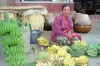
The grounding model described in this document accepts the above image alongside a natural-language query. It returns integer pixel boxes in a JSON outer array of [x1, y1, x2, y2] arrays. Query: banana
[[47, 45, 60, 54], [37, 37, 49, 46], [57, 48, 67, 57], [74, 55, 89, 65], [74, 40, 88, 46], [63, 58, 75, 66]]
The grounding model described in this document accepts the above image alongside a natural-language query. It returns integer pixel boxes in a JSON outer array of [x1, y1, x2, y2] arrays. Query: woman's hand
[[66, 34, 73, 41]]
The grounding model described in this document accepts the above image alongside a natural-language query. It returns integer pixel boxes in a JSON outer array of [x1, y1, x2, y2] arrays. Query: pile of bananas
[[57, 48, 67, 57], [5, 46, 26, 66], [37, 37, 49, 46], [74, 40, 88, 47], [49, 54, 64, 66], [60, 46, 67, 50], [74, 55, 89, 66], [63, 58, 75, 66], [36, 61, 52, 66], [0, 20, 27, 66], [0, 20, 18, 36], [65, 53, 72, 60], [87, 48, 98, 57], [49, 54, 60, 61], [46, 45, 60, 54], [2, 35, 23, 46], [35, 51, 49, 62]]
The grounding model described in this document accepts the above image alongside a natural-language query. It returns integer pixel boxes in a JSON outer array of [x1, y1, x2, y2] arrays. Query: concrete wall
[[7, 0, 74, 12]]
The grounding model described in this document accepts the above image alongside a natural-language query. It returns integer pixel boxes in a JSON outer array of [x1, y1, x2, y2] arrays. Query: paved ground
[[0, 22, 100, 66]]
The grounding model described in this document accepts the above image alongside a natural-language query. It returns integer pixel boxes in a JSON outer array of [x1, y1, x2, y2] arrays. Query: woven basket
[[0, 12, 4, 20], [22, 27, 30, 53], [0, 10, 17, 20], [21, 13, 45, 32], [73, 24, 92, 33], [73, 13, 91, 25]]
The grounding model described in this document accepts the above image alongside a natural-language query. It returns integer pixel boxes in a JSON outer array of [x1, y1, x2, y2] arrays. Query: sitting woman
[[51, 4, 81, 45]]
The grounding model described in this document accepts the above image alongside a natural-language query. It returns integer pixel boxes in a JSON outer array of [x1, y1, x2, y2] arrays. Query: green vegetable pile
[[67, 44, 87, 57], [0, 11, 27, 66]]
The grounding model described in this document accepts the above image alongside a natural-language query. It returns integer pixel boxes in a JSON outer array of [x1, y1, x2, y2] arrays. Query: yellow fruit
[[74, 40, 88, 46], [37, 37, 49, 46], [61, 46, 67, 50], [63, 58, 75, 66], [49, 54, 60, 61], [47, 45, 59, 54], [74, 56, 89, 65], [57, 48, 67, 57], [36, 61, 52, 66], [82, 64, 88, 66], [65, 53, 71, 59]]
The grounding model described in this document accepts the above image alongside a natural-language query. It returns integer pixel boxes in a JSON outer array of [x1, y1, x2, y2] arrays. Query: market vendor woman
[[51, 4, 81, 45]]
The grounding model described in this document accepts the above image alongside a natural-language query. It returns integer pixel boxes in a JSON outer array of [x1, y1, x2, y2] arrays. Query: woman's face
[[62, 6, 70, 17]]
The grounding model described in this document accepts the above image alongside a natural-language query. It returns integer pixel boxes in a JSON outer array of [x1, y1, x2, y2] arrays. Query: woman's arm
[[68, 18, 74, 32], [52, 16, 66, 36]]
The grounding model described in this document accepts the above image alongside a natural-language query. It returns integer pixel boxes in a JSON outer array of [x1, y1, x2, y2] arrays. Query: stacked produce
[[37, 37, 49, 46], [56, 36, 79, 46], [46, 45, 60, 54], [35, 51, 52, 66], [36, 61, 52, 66], [56, 36, 70, 45], [74, 56, 89, 66], [49, 46, 68, 66], [57, 48, 67, 57], [86, 43, 100, 57], [74, 40, 88, 47], [0, 19, 18, 36], [67, 44, 87, 57], [63, 57, 75, 66], [47, 46, 73, 66], [35, 38, 100, 66], [35, 51, 49, 62], [0, 18, 27, 66], [49, 54, 64, 66], [5, 46, 26, 66], [35, 45, 93, 66]]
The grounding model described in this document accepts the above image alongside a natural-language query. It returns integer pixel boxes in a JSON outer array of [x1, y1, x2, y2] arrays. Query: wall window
[[21, 0, 73, 2], [25, 0, 52, 1], [22, 0, 53, 1]]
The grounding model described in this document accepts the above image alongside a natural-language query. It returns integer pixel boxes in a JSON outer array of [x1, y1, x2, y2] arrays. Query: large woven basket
[[73, 24, 92, 33], [22, 27, 30, 53], [21, 13, 45, 32], [72, 13, 91, 26]]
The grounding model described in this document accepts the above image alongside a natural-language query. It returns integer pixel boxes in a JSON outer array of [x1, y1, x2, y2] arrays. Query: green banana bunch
[[0, 18, 27, 66], [87, 48, 98, 57], [2, 35, 23, 46], [0, 20, 18, 36], [10, 27, 23, 37], [35, 51, 49, 62]]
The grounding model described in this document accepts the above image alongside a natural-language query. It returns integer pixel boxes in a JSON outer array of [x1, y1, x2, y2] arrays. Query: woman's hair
[[62, 4, 71, 10]]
